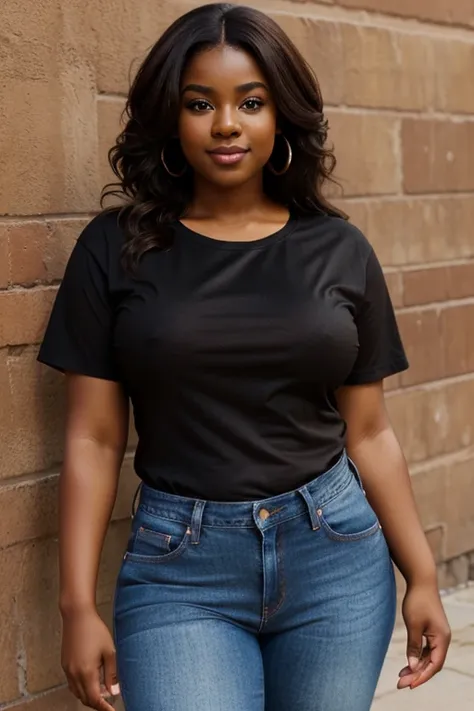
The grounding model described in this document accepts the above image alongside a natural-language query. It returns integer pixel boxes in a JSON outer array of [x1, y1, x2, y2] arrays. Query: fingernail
[[408, 656, 420, 671], [111, 683, 121, 696]]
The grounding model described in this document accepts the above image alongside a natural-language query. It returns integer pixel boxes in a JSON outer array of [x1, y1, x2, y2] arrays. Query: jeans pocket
[[124, 508, 191, 564], [318, 476, 381, 542]]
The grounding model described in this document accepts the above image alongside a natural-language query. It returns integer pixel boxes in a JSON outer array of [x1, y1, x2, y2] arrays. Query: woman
[[38, 4, 451, 711]]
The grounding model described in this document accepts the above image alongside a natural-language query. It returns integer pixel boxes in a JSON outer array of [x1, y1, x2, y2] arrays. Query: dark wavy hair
[[102, 3, 347, 271]]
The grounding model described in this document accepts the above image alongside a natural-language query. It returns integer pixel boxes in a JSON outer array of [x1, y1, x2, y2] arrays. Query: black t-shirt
[[38, 210, 408, 501]]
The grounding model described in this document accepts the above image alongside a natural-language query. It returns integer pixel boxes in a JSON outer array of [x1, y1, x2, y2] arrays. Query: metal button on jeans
[[259, 508, 270, 521]]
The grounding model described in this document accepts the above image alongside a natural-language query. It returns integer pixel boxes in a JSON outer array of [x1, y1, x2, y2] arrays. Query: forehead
[[181, 45, 267, 88]]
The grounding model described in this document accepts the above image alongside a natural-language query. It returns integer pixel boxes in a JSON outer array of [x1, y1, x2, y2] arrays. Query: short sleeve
[[344, 247, 409, 385], [37, 222, 119, 381]]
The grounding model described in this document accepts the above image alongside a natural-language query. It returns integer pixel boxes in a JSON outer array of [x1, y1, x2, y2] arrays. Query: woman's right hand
[[61, 606, 120, 710]]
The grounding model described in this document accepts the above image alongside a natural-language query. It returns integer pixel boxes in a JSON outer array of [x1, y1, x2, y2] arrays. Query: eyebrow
[[181, 81, 268, 95]]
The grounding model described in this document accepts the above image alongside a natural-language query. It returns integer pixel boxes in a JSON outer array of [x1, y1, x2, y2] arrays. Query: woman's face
[[178, 45, 278, 189]]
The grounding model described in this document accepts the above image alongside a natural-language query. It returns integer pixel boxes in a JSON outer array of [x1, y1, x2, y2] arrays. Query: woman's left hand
[[398, 581, 451, 690]]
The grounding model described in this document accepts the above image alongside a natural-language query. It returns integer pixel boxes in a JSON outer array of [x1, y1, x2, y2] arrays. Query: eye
[[241, 98, 265, 111], [187, 100, 213, 112]]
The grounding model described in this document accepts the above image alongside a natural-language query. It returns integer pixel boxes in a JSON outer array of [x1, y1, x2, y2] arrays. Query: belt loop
[[131, 482, 143, 520], [298, 486, 320, 531], [190, 500, 206, 545]]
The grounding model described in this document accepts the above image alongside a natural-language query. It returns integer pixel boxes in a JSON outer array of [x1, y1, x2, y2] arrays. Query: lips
[[208, 146, 249, 155], [207, 146, 250, 166]]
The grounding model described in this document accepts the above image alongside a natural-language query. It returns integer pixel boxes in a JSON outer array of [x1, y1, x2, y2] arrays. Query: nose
[[211, 106, 242, 138]]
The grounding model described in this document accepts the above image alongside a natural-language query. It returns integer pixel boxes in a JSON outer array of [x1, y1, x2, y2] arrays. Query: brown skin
[[60, 46, 449, 710], [336, 383, 451, 689], [59, 375, 128, 711], [178, 45, 290, 237]]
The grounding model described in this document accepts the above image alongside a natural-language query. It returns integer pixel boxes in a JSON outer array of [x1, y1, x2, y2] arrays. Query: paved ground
[[374, 583, 474, 709]]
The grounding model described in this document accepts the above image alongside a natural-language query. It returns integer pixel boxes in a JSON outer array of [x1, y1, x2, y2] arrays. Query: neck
[[187, 173, 270, 222]]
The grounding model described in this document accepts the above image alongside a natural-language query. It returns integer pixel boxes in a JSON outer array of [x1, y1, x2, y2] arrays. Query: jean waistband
[[134, 451, 360, 537]]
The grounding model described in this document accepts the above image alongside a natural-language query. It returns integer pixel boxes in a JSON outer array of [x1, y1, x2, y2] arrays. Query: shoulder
[[294, 213, 373, 263], [75, 209, 125, 264]]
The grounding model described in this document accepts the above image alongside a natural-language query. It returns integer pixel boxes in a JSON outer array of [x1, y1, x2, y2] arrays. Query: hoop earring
[[161, 143, 187, 178], [268, 135, 292, 176]]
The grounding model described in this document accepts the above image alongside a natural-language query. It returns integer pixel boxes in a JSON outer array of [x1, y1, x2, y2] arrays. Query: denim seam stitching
[[124, 530, 191, 564], [314, 473, 353, 511], [319, 517, 381, 542], [265, 528, 287, 621]]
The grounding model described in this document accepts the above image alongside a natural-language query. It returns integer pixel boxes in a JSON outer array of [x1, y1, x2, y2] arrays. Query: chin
[[203, 168, 263, 189]]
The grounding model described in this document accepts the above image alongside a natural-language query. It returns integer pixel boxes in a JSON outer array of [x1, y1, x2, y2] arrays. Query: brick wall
[[1, 0, 474, 708]]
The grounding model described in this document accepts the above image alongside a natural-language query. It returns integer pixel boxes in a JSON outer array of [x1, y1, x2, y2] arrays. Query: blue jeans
[[114, 452, 396, 711]]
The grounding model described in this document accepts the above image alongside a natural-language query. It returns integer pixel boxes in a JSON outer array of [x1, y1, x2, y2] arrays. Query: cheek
[[250, 125, 277, 161], [178, 116, 209, 157], [246, 113, 278, 156]]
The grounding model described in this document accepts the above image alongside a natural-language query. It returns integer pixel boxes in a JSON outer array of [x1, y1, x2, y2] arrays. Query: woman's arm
[[336, 381, 451, 690], [59, 373, 129, 711]]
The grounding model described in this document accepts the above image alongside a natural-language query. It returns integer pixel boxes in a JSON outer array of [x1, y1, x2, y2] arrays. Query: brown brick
[[445, 456, 474, 558], [0, 81, 65, 215], [341, 25, 432, 111], [39, 220, 86, 282], [0, 1, 99, 215], [345, 196, 474, 267], [0, 606, 18, 704], [0, 228, 10, 288], [5, 219, 86, 286], [397, 309, 443, 387], [403, 262, 474, 307], [338, 0, 474, 26], [8, 688, 81, 711], [326, 112, 400, 197], [7, 223, 50, 286], [387, 378, 474, 463], [402, 267, 449, 307], [272, 16, 343, 104], [411, 466, 448, 528], [433, 39, 474, 114], [402, 120, 474, 194], [0, 288, 56, 347], [0, 545, 23, 704], [0, 477, 57, 549], [4, 530, 129, 701], [0, 348, 65, 480], [0, 458, 137, 549], [17, 539, 63, 693], [90, 0, 196, 95], [2, 0, 62, 45], [441, 304, 474, 379], [384, 271, 404, 308], [11, 532, 128, 696], [97, 99, 126, 192], [445, 263, 474, 300], [398, 304, 474, 386]]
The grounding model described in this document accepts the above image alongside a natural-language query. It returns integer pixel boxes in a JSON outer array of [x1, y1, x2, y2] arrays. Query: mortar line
[[408, 445, 474, 474], [386, 370, 474, 396], [327, 105, 474, 122], [383, 257, 474, 272], [266, 3, 474, 40], [396, 295, 474, 313]]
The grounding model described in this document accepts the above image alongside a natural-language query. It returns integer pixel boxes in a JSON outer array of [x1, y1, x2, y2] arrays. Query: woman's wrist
[[59, 595, 97, 618], [403, 563, 438, 590]]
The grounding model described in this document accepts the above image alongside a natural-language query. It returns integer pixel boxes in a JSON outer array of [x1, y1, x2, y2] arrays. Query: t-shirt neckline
[[175, 213, 297, 250]]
